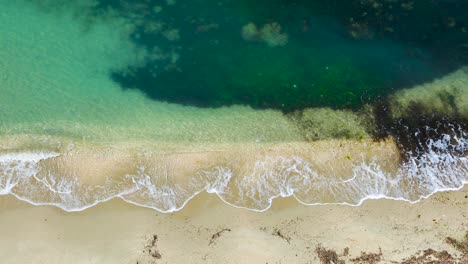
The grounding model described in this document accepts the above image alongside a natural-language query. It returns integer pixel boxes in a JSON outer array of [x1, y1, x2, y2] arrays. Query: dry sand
[[0, 186, 466, 264]]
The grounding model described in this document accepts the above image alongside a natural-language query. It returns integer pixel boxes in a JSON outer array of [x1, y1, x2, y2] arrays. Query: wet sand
[[0, 186, 466, 263], [2, 137, 408, 211]]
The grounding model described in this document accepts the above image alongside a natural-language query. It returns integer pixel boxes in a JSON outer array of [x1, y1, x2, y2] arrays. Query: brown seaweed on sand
[[445, 231, 468, 263], [350, 248, 383, 264], [208, 228, 231, 246], [144, 235, 162, 260], [401, 249, 455, 264], [272, 228, 291, 244], [315, 244, 345, 264]]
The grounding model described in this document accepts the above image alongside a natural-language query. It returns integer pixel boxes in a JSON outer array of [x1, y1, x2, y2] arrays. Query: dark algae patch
[[401, 249, 456, 263], [89, 0, 468, 111]]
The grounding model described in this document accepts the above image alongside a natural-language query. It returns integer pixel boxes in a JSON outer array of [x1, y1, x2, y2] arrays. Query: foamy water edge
[[1, 131, 466, 213]]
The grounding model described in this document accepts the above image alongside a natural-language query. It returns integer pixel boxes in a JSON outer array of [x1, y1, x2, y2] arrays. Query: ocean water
[[0, 0, 467, 212]]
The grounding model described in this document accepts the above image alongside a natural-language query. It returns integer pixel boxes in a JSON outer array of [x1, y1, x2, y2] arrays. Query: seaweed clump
[[401, 231, 468, 263], [272, 228, 291, 244], [446, 231, 468, 263], [315, 244, 346, 264], [401, 249, 455, 264], [350, 248, 383, 264], [208, 228, 231, 246], [144, 235, 162, 260]]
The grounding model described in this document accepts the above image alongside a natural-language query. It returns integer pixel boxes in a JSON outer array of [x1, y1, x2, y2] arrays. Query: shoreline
[[1, 135, 466, 213], [0, 186, 466, 263], [6, 181, 468, 214]]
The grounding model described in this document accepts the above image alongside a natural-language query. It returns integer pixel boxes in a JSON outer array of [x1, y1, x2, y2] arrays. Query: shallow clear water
[[0, 0, 467, 212]]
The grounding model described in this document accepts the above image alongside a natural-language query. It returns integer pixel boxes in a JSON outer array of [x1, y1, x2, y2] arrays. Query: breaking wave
[[1, 128, 466, 212]]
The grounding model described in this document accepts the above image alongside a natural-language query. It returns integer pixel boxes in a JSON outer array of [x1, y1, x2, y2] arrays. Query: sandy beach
[[0, 186, 466, 264], [1, 136, 466, 263]]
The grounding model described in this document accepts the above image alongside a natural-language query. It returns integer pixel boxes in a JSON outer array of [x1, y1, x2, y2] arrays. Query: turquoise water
[[0, 0, 466, 212], [0, 0, 301, 143]]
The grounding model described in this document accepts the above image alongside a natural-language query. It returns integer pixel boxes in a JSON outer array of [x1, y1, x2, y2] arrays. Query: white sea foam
[[0, 152, 59, 195], [0, 129, 466, 212]]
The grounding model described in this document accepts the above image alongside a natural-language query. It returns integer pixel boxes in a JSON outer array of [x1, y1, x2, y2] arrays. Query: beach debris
[[272, 228, 291, 244], [398, 233, 467, 263], [144, 234, 162, 260], [315, 244, 345, 264], [446, 232, 468, 254], [350, 248, 382, 263], [401, 249, 455, 264], [446, 231, 468, 262], [208, 228, 231, 246], [343, 247, 350, 256]]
